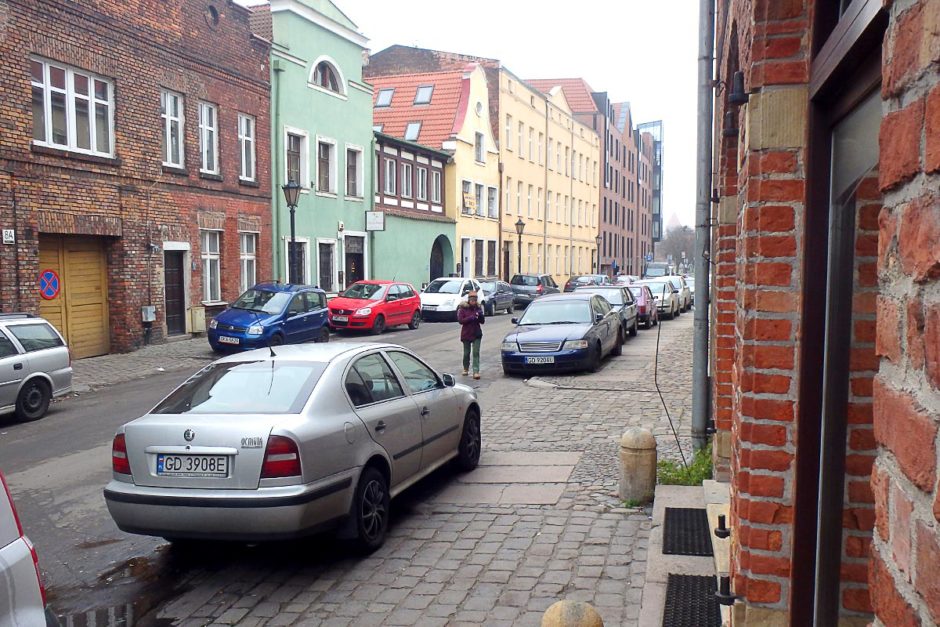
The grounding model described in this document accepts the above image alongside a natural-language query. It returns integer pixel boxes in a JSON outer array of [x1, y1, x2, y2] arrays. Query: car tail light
[[24, 536, 47, 605], [1, 473, 46, 604], [112, 434, 131, 475], [1, 473, 24, 537], [261, 436, 302, 478], [536, 284, 544, 294]]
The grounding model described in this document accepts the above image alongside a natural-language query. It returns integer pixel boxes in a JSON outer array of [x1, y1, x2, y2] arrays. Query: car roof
[[576, 286, 622, 291], [214, 342, 406, 365], [251, 282, 325, 293], [535, 292, 593, 303], [351, 279, 394, 285]]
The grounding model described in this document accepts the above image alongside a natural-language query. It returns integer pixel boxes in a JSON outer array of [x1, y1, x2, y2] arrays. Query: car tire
[[485, 301, 494, 316], [588, 342, 602, 373], [269, 334, 285, 346], [507, 303, 514, 315], [349, 466, 390, 554], [15, 379, 50, 422], [630, 320, 639, 337], [611, 331, 623, 356], [455, 407, 482, 472], [408, 311, 421, 330], [315, 327, 330, 343], [371, 315, 386, 335]]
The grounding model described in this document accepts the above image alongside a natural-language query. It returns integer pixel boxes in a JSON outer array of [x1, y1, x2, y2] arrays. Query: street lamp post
[[515, 218, 526, 275], [595, 234, 603, 274], [282, 181, 302, 284]]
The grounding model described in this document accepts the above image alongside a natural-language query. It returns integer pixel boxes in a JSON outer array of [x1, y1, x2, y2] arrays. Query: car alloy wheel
[[15, 379, 50, 422], [371, 315, 386, 335], [353, 466, 389, 552], [408, 311, 421, 330], [456, 408, 481, 471]]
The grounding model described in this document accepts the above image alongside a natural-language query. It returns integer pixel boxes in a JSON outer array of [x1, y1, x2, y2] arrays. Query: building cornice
[[269, 0, 368, 48]]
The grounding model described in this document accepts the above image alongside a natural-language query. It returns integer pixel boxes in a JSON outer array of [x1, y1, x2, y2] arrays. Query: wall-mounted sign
[[39, 269, 60, 300], [365, 211, 385, 231], [2, 230, 13, 245]]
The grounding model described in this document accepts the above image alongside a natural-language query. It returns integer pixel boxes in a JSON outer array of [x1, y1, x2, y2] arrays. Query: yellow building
[[498, 70, 600, 284], [368, 64, 500, 278]]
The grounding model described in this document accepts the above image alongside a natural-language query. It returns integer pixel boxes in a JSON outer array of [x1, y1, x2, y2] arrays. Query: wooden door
[[163, 251, 186, 335]]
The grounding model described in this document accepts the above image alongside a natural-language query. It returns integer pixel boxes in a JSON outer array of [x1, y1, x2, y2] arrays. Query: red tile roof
[[370, 67, 474, 149], [526, 78, 598, 113], [246, 4, 272, 41]]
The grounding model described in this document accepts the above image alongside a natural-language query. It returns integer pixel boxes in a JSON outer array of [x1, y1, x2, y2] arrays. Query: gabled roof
[[370, 67, 475, 149], [525, 78, 599, 114]]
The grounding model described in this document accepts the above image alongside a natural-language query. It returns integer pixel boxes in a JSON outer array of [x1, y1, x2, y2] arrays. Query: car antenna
[[269, 345, 277, 358]]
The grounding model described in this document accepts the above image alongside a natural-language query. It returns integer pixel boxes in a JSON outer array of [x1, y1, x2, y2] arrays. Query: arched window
[[312, 61, 339, 93]]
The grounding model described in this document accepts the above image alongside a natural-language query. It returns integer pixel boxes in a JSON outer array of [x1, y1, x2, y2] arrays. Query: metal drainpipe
[[272, 59, 284, 283], [692, 0, 715, 452], [569, 123, 574, 274], [543, 99, 550, 276]]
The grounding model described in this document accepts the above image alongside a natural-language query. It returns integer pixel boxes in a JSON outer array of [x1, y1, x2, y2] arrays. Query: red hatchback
[[628, 284, 659, 329], [328, 280, 422, 334]]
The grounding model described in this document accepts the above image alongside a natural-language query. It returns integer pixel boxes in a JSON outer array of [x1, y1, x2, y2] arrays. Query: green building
[[250, 0, 373, 294]]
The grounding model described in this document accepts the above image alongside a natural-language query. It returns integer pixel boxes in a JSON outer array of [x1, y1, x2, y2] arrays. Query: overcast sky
[[249, 1, 701, 227]]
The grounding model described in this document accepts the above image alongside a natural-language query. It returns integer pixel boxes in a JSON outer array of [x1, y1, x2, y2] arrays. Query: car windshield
[[518, 301, 592, 325], [643, 282, 671, 296], [511, 275, 539, 286], [153, 360, 327, 415], [342, 283, 387, 300], [231, 289, 292, 314], [480, 281, 497, 292], [425, 279, 463, 294]]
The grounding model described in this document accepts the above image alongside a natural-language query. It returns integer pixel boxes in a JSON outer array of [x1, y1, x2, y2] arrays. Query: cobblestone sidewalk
[[71, 337, 216, 392], [150, 316, 695, 626]]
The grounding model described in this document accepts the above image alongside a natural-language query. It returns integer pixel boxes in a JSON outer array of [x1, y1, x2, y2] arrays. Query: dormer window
[[312, 61, 339, 93], [376, 88, 394, 107], [414, 85, 433, 104]]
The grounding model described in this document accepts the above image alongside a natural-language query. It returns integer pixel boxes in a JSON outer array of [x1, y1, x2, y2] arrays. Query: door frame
[[341, 230, 369, 287], [162, 241, 191, 335]]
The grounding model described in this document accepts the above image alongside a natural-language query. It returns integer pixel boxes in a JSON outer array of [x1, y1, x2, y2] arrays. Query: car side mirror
[[511, 317, 519, 324], [673, 288, 680, 293], [594, 313, 604, 323], [442, 373, 456, 387]]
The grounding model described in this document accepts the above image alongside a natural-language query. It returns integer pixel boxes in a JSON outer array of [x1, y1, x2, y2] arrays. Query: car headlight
[[355, 307, 372, 316], [565, 339, 589, 349], [501, 341, 517, 351], [209, 318, 218, 329], [247, 324, 264, 336]]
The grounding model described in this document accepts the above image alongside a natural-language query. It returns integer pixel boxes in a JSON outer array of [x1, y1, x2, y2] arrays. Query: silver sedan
[[103, 343, 482, 552]]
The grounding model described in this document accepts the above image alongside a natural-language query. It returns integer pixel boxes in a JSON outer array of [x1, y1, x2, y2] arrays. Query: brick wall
[[870, 0, 940, 624], [0, 0, 270, 353]]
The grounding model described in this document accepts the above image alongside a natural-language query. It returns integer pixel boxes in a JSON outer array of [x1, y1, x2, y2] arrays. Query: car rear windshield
[[511, 275, 539, 286], [152, 360, 326, 415], [232, 289, 291, 314], [6, 323, 63, 352], [579, 289, 623, 305], [518, 301, 592, 325], [643, 282, 671, 296], [425, 279, 462, 294], [342, 283, 387, 300], [629, 287, 643, 298], [645, 266, 668, 277]]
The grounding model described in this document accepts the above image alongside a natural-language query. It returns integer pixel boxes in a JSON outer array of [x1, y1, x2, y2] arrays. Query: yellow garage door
[[38, 235, 110, 359]]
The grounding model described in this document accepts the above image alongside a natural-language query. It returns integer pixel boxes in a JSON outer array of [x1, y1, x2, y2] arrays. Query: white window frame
[[237, 113, 256, 181], [401, 162, 413, 198], [344, 144, 363, 198], [198, 102, 219, 174], [160, 90, 185, 167], [384, 157, 397, 195], [505, 177, 512, 214], [487, 186, 498, 219], [505, 114, 513, 151], [200, 230, 222, 303], [239, 232, 258, 293], [31, 58, 115, 158], [538, 132, 544, 165], [546, 190, 553, 222], [417, 166, 428, 201], [316, 137, 337, 195], [474, 132, 485, 163], [307, 55, 347, 99], [431, 169, 442, 204], [517, 122, 524, 159], [283, 126, 310, 188], [527, 184, 533, 217], [475, 183, 484, 217], [547, 139, 553, 170], [528, 127, 535, 162], [462, 180, 473, 215]]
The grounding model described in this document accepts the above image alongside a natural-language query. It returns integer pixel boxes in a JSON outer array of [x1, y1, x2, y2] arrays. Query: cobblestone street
[[141, 315, 694, 626]]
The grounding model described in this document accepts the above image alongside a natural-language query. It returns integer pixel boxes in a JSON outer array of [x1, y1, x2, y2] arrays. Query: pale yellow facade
[[498, 70, 600, 285], [443, 65, 501, 278]]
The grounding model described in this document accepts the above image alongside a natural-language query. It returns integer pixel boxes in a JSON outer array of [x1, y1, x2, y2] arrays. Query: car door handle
[[420, 406, 430, 417], [13, 363, 23, 370], [375, 421, 387, 433]]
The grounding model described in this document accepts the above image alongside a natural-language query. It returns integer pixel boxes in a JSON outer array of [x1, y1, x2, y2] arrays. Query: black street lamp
[[282, 181, 302, 284], [595, 234, 603, 273], [514, 218, 526, 275]]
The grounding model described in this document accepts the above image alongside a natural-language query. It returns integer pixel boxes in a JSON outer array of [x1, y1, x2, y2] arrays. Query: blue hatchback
[[500, 293, 623, 375], [207, 283, 329, 352]]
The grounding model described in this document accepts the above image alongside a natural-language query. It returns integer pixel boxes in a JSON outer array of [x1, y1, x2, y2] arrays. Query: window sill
[[162, 164, 188, 176], [32, 144, 121, 166], [346, 196, 364, 203], [239, 179, 260, 188], [200, 172, 223, 182], [201, 300, 228, 307], [315, 191, 338, 199]]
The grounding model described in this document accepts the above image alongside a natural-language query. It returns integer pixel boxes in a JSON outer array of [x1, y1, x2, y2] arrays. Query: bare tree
[[656, 225, 696, 267]]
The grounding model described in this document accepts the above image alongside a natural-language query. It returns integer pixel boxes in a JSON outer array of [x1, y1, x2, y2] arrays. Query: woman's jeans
[[462, 339, 481, 373]]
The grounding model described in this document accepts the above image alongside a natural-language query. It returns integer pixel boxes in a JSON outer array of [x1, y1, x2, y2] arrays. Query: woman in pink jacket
[[457, 290, 485, 379]]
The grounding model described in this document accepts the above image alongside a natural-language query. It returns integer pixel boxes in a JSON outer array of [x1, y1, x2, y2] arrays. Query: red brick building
[[711, 0, 938, 624], [0, 0, 271, 357]]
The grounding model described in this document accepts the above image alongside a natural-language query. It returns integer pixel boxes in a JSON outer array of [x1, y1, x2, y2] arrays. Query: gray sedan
[[104, 343, 482, 552]]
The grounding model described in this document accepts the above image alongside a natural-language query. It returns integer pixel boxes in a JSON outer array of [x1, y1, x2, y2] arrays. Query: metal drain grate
[[662, 574, 721, 627], [663, 507, 713, 556]]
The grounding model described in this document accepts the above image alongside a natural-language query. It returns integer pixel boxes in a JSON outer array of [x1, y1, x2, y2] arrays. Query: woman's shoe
[[473, 373, 480, 380], [462, 370, 469, 376]]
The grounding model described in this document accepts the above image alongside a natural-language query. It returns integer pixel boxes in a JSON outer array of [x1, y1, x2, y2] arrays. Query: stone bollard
[[541, 600, 604, 627], [619, 427, 657, 504]]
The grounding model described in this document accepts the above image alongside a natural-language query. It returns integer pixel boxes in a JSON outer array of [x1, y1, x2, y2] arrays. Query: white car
[[636, 279, 682, 320], [1, 471, 55, 625], [419, 278, 484, 321]]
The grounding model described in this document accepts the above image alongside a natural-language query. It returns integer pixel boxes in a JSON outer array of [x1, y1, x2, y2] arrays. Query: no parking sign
[[39, 269, 60, 300]]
